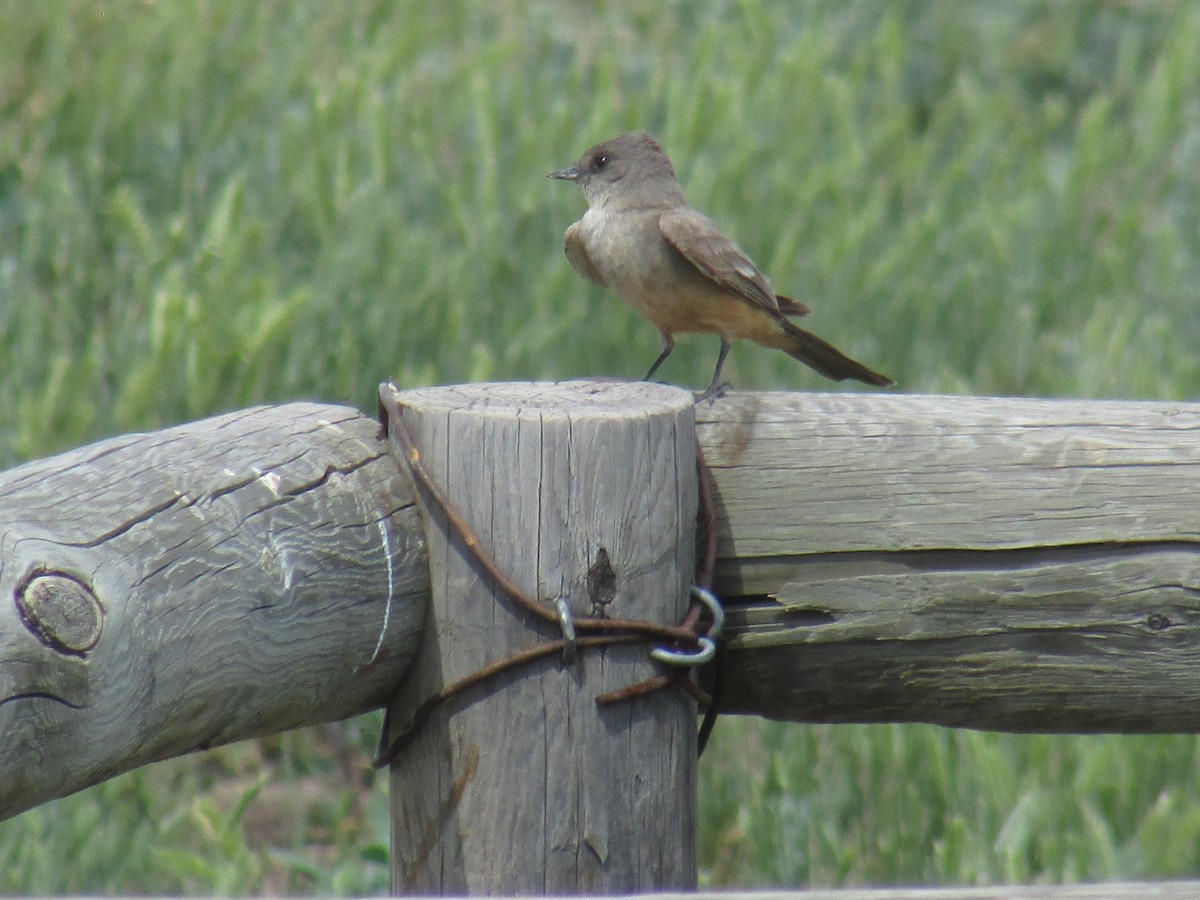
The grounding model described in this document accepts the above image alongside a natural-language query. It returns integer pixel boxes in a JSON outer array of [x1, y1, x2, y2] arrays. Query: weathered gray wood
[[694, 392, 1200, 731], [7, 386, 1200, 835], [0, 403, 427, 821], [382, 381, 698, 895]]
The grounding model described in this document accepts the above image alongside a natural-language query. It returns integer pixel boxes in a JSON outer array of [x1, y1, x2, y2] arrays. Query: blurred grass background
[[2, 0, 1199, 892]]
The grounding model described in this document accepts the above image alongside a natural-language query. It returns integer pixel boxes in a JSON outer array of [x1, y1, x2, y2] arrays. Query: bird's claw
[[693, 382, 731, 404]]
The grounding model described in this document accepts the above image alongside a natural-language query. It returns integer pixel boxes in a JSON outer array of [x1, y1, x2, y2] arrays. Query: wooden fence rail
[[2, 381, 1199, 894], [0, 403, 427, 821], [694, 392, 1200, 732]]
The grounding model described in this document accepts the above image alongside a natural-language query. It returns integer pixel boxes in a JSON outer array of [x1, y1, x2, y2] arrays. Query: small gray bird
[[549, 132, 893, 399]]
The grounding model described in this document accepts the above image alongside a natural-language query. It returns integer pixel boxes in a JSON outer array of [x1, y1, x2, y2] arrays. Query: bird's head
[[549, 132, 685, 210]]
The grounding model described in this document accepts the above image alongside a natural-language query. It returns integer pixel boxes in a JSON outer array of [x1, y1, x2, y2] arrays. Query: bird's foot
[[693, 381, 731, 404]]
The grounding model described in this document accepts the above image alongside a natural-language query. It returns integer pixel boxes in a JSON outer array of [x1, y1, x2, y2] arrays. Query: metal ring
[[690, 585, 724, 640], [554, 594, 577, 666], [650, 636, 716, 667], [649, 585, 724, 667]]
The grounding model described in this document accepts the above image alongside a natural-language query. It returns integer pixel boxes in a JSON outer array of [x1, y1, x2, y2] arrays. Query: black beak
[[547, 165, 582, 181]]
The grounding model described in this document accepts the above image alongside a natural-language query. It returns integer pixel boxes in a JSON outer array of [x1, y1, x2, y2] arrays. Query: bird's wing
[[775, 294, 810, 317], [659, 208, 782, 316], [563, 221, 608, 287]]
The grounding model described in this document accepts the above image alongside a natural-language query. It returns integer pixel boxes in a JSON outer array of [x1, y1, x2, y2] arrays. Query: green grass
[[2, 0, 1200, 892]]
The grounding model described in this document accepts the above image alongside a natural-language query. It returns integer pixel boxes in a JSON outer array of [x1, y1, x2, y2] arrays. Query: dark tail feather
[[779, 320, 894, 387]]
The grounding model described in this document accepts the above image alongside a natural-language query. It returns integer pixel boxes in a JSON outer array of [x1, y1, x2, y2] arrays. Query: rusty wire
[[374, 403, 723, 768]]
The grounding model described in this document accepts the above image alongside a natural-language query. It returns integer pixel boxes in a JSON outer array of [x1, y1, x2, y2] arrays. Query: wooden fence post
[[380, 381, 699, 895]]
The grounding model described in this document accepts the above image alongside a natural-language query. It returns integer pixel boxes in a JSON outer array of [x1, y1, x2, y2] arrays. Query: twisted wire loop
[[373, 404, 724, 768], [649, 586, 723, 666]]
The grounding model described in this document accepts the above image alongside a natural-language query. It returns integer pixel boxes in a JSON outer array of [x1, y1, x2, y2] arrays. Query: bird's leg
[[695, 338, 732, 403], [642, 331, 675, 382]]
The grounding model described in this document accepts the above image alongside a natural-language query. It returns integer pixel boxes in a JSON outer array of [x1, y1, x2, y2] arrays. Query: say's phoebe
[[549, 132, 893, 399]]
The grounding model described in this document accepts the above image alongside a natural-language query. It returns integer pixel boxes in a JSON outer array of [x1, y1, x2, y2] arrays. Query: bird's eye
[[593, 153, 609, 171]]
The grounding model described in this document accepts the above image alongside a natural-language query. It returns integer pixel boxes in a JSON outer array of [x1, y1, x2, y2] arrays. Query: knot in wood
[[15, 571, 105, 655], [587, 546, 617, 616], [1147, 613, 1173, 631]]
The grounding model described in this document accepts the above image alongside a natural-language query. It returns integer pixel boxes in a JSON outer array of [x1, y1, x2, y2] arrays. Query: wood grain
[[695, 392, 1200, 731], [6, 386, 1200, 839], [0, 403, 426, 820], [382, 380, 699, 895]]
